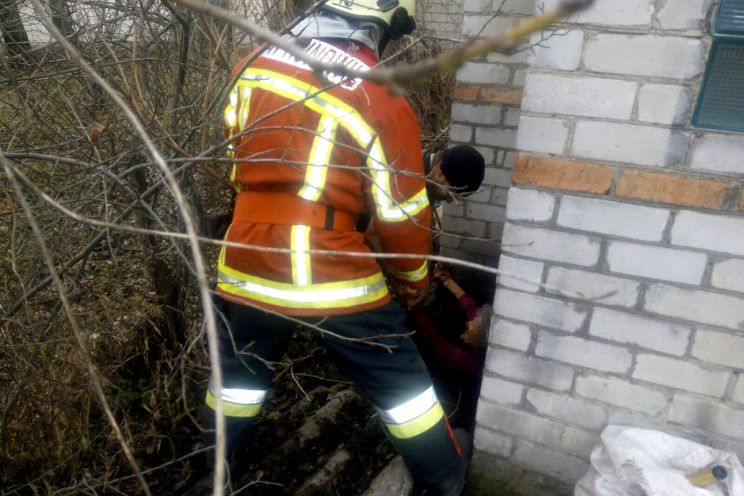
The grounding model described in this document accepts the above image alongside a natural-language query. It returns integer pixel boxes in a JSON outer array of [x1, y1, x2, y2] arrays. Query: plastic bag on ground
[[575, 426, 744, 496]]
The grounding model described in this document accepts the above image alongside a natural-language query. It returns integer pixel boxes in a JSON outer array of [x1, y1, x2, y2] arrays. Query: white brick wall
[[669, 395, 744, 439], [473, 426, 514, 457], [485, 348, 575, 391], [583, 34, 705, 80], [505, 187, 555, 222], [452, 0, 744, 487], [690, 134, 744, 175], [528, 30, 584, 71], [644, 284, 744, 331], [457, 62, 511, 84], [606, 241, 707, 285], [494, 289, 588, 333], [526, 388, 607, 430], [711, 259, 744, 294], [540, 0, 654, 26], [734, 377, 744, 405], [691, 330, 744, 370], [489, 317, 533, 351], [496, 256, 544, 293], [476, 402, 599, 456], [656, 0, 708, 31], [515, 116, 569, 154], [502, 223, 601, 266], [545, 267, 641, 308], [572, 121, 689, 167], [672, 211, 744, 257], [633, 354, 730, 398], [557, 196, 670, 242], [575, 375, 669, 415], [536, 332, 633, 373], [637, 84, 692, 125], [588, 307, 691, 356], [480, 375, 525, 405], [522, 74, 636, 120]]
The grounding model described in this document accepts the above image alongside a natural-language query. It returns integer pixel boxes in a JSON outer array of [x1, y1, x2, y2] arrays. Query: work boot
[[432, 428, 473, 496]]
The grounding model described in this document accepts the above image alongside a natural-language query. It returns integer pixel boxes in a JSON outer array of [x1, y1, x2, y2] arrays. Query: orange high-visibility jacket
[[216, 39, 431, 316]]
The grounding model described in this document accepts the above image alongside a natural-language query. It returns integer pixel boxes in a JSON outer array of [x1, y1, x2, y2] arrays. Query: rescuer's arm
[[366, 100, 432, 308]]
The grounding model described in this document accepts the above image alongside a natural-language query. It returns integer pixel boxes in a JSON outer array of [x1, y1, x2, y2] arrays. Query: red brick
[[480, 88, 523, 105], [512, 156, 613, 194], [453, 85, 478, 102], [616, 171, 728, 210]]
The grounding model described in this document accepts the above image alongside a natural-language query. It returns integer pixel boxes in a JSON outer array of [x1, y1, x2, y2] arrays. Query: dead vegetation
[[0, 2, 460, 494]]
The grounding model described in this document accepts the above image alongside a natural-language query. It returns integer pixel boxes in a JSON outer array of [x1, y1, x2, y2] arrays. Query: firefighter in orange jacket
[[203, 1, 469, 494]]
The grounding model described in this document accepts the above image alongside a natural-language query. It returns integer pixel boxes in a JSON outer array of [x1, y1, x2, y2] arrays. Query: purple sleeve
[[458, 294, 479, 321]]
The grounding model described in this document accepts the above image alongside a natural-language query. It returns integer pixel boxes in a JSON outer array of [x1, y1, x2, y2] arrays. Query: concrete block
[[607, 240, 707, 285], [505, 187, 556, 222], [503, 108, 521, 127], [545, 267, 641, 308], [464, 0, 491, 12], [442, 216, 487, 237], [672, 211, 744, 258], [638, 84, 692, 125], [572, 121, 689, 167], [495, 289, 589, 333], [496, 255, 544, 294], [711, 259, 744, 294], [499, 0, 537, 15], [634, 354, 730, 397], [474, 146, 496, 166], [457, 61, 511, 85], [465, 202, 506, 223], [476, 403, 599, 456], [526, 388, 608, 430], [692, 329, 744, 370], [516, 116, 569, 154], [645, 283, 744, 331], [734, 376, 744, 405], [669, 394, 744, 440], [512, 67, 528, 87], [588, 307, 691, 356], [557, 196, 670, 242], [451, 102, 501, 125], [484, 167, 512, 188], [492, 187, 510, 206], [657, 0, 708, 31], [449, 123, 473, 143], [536, 331, 633, 373], [575, 375, 669, 415], [462, 14, 513, 37], [511, 441, 591, 483], [490, 317, 533, 351], [462, 237, 501, 256], [486, 49, 529, 64], [481, 375, 525, 405], [540, 0, 654, 26], [475, 127, 518, 149], [691, 134, 744, 175], [528, 29, 584, 71], [473, 426, 514, 457], [485, 348, 575, 390], [583, 34, 705, 80], [522, 73, 636, 119], [502, 223, 601, 267]]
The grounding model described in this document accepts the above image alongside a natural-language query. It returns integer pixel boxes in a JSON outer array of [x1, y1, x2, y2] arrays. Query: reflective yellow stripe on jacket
[[217, 246, 389, 310]]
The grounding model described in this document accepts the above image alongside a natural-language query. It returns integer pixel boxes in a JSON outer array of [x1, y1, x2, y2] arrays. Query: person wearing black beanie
[[424, 145, 485, 203]]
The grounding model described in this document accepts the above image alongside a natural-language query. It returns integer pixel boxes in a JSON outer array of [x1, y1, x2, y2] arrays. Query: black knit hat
[[440, 145, 485, 195]]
